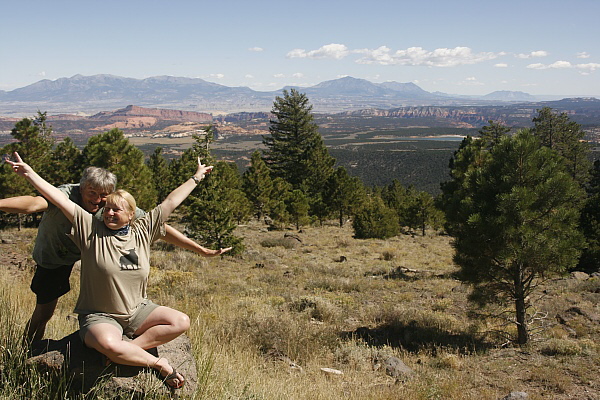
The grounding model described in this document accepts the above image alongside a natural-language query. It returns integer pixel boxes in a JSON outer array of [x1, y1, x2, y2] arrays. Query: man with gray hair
[[0, 166, 229, 341]]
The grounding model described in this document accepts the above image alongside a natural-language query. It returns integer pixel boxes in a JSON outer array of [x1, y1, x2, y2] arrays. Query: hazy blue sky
[[1, 0, 599, 96]]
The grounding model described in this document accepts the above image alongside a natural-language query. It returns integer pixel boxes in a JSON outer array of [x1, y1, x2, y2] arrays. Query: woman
[[8, 152, 213, 389]]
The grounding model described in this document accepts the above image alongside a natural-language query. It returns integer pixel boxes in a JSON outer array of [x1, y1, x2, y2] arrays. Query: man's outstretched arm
[[0, 196, 49, 214], [162, 225, 232, 257]]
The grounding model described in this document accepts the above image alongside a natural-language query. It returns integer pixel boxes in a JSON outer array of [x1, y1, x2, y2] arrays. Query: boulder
[[383, 356, 414, 381], [28, 332, 197, 397], [570, 271, 590, 280]]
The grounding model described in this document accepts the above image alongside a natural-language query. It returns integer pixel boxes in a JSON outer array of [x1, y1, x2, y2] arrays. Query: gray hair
[[80, 167, 117, 192]]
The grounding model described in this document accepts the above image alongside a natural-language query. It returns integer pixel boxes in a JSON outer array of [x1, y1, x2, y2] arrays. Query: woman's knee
[[174, 312, 190, 333], [85, 328, 123, 354]]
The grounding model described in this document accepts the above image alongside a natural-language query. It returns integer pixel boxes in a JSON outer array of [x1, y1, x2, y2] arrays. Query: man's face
[[80, 186, 110, 213]]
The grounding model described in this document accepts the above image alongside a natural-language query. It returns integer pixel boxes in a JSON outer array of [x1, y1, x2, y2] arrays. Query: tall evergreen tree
[[531, 107, 590, 185], [478, 120, 511, 148], [184, 161, 245, 254], [242, 150, 274, 220], [578, 160, 600, 272], [81, 128, 157, 210], [287, 189, 310, 230], [268, 177, 293, 229], [402, 188, 443, 236], [444, 130, 584, 345], [263, 89, 335, 192], [0, 111, 55, 196], [324, 166, 366, 227], [0, 112, 55, 227], [148, 147, 173, 203], [46, 137, 82, 185]]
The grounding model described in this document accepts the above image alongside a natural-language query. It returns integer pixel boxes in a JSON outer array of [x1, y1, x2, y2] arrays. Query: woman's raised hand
[[194, 157, 213, 182], [5, 152, 33, 177]]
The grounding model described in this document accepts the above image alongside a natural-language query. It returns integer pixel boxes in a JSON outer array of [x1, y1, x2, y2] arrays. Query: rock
[[27, 332, 197, 396], [320, 367, 343, 376], [500, 391, 528, 400], [383, 356, 414, 381], [570, 271, 590, 280], [591, 272, 600, 279]]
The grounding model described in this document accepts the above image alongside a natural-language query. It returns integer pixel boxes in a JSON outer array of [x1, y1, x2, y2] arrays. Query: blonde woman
[[8, 152, 214, 389]]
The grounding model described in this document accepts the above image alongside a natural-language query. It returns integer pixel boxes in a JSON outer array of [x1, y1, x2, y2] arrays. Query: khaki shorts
[[78, 299, 160, 341]]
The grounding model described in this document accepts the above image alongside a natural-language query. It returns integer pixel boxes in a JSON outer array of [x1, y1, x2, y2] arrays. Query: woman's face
[[103, 198, 134, 230]]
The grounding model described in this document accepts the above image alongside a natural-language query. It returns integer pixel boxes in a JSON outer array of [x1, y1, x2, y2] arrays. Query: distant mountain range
[[0, 74, 588, 116]]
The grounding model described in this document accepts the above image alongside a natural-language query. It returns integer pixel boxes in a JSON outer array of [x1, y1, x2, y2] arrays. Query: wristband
[[191, 175, 201, 184]]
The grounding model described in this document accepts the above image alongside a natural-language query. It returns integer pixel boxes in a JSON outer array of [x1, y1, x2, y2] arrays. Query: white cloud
[[527, 61, 572, 70], [248, 47, 264, 52], [38, 71, 46, 77], [577, 63, 600, 72], [287, 43, 503, 67], [494, 63, 508, 68], [526, 61, 600, 73], [337, 74, 350, 78], [273, 73, 285, 78], [577, 52, 590, 59], [292, 72, 304, 78], [526, 63, 546, 69], [548, 61, 573, 69], [245, 74, 255, 79], [516, 50, 548, 59], [208, 73, 225, 79], [287, 43, 350, 59], [356, 46, 500, 67]]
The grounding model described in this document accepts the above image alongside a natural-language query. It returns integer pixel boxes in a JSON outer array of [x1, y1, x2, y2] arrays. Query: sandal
[[163, 368, 185, 389]]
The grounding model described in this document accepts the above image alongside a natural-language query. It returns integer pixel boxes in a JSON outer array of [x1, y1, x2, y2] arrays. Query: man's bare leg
[[24, 299, 58, 342]]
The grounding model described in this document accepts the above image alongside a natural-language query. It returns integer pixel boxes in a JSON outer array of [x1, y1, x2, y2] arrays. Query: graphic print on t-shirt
[[120, 249, 140, 270]]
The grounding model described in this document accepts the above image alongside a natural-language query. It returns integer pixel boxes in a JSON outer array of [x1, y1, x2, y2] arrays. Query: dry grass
[[1, 222, 599, 399]]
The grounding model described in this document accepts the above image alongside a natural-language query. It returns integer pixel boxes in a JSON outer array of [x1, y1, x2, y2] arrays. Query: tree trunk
[[514, 272, 529, 345]]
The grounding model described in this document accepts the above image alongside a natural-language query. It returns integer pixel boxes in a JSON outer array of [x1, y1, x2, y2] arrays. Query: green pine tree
[[242, 150, 274, 221], [81, 128, 157, 210], [263, 89, 335, 193], [183, 161, 245, 254], [531, 107, 591, 185], [323, 166, 366, 227], [445, 130, 584, 345], [148, 147, 173, 203], [352, 195, 400, 239]]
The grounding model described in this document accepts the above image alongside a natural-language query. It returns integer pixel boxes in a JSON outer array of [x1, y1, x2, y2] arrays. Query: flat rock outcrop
[[28, 332, 197, 397]]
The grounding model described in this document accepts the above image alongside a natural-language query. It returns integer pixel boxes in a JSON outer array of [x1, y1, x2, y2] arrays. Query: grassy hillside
[[1, 221, 599, 399]]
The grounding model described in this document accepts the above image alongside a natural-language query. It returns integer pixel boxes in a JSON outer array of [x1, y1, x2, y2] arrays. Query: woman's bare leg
[[84, 322, 184, 387], [131, 306, 190, 350]]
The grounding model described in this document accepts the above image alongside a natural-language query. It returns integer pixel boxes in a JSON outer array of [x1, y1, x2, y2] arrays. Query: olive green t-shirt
[[69, 204, 166, 320], [32, 184, 145, 269]]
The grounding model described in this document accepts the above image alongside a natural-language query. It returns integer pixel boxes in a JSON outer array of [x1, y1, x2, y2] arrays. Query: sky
[[1, 0, 599, 97]]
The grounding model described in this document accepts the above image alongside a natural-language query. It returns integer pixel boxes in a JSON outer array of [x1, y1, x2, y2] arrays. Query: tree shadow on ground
[[341, 320, 491, 354]]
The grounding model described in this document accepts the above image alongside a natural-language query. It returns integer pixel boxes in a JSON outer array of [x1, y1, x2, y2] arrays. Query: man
[[0, 166, 229, 342]]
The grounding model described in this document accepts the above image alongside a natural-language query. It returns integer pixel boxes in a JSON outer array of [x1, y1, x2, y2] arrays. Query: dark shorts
[[30, 264, 74, 305]]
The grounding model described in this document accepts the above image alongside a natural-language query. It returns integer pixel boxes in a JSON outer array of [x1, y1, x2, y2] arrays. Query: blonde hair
[[106, 189, 137, 219]]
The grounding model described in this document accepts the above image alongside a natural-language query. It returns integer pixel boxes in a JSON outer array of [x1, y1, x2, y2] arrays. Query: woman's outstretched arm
[[5, 152, 76, 222], [160, 157, 213, 219]]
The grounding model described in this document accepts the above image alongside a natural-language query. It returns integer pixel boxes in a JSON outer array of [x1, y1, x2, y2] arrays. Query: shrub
[[352, 196, 400, 239]]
